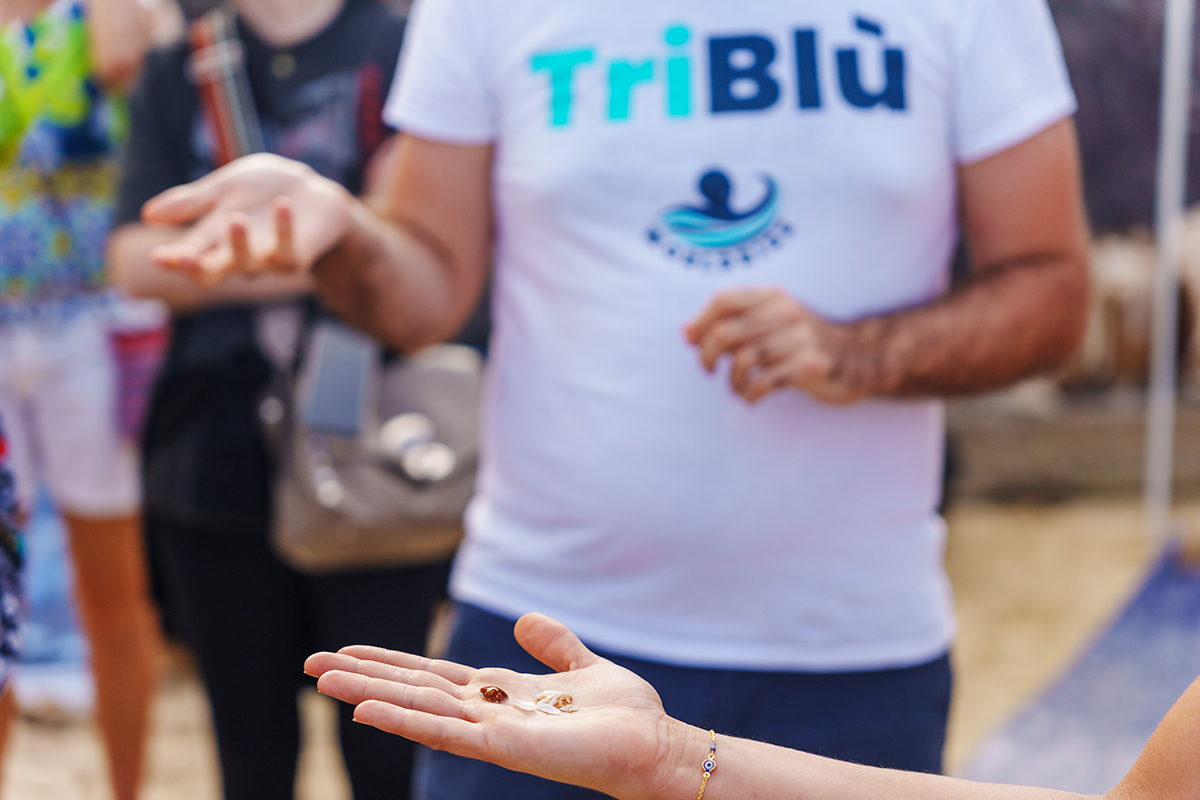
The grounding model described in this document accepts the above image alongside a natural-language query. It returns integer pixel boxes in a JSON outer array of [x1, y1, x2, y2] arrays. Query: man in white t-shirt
[[136, 0, 1088, 794]]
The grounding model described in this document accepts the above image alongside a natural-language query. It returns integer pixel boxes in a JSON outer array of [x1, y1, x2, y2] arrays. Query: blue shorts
[[414, 603, 951, 800]]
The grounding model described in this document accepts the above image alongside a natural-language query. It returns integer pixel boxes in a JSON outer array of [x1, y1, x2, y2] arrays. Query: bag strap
[[187, 3, 265, 166], [187, 6, 308, 372]]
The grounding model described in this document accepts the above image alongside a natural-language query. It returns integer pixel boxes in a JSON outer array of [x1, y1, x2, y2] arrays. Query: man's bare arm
[[309, 135, 494, 349], [142, 136, 493, 351], [686, 118, 1090, 404]]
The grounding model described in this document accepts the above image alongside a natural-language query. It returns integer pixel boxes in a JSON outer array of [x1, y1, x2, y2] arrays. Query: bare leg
[[0, 685, 16, 790], [65, 514, 161, 800]]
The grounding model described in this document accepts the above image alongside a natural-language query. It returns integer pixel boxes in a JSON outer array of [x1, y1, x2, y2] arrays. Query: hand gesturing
[[685, 287, 882, 404], [142, 153, 354, 285]]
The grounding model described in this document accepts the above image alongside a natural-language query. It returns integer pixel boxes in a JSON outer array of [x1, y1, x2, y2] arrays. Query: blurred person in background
[[0, 2, 174, 798], [138, 0, 1089, 796], [107, 2, 454, 799], [0, 417, 26, 788]]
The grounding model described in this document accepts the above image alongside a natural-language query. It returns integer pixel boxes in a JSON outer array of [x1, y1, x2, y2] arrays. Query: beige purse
[[270, 321, 480, 573]]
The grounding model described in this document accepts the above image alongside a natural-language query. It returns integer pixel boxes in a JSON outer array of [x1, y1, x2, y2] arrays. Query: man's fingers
[[141, 172, 227, 225], [684, 288, 779, 344], [352, 700, 489, 758], [729, 342, 768, 390], [228, 213, 254, 274], [268, 198, 298, 272], [196, 244, 237, 285], [515, 613, 604, 673], [729, 326, 815, 390], [740, 354, 827, 403], [317, 670, 468, 720], [150, 242, 201, 274], [336, 645, 475, 686], [697, 313, 785, 373]]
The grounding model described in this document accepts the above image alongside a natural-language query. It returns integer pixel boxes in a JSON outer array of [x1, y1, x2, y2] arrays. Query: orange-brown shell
[[480, 686, 509, 703]]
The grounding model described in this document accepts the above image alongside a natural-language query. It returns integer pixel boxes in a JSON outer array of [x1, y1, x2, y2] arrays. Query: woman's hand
[[305, 614, 687, 800], [684, 288, 888, 405], [141, 153, 354, 286]]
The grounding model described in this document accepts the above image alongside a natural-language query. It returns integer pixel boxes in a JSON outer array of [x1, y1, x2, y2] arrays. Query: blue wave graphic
[[661, 173, 780, 249]]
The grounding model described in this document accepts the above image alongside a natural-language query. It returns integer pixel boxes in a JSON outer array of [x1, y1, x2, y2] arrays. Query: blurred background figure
[[0, 1, 176, 798], [0, 417, 26, 790], [1046, 0, 1200, 397], [108, 2, 461, 799]]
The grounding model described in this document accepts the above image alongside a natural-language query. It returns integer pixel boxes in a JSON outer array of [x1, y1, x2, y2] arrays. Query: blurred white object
[[14, 663, 94, 723], [1145, 0, 1196, 543]]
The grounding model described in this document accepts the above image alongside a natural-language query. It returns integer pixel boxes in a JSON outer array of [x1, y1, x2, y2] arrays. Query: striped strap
[[187, 3, 265, 166]]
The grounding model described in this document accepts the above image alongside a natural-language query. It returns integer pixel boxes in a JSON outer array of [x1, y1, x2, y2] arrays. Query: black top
[[118, 0, 405, 532]]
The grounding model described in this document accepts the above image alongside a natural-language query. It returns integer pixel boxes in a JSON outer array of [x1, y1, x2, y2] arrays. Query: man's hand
[[142, 153, 354, 285], [685, 288, 885, 405], [686, 119, 1089, 406]]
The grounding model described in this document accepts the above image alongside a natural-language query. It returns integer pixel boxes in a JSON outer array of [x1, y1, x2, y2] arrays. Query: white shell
[[512, 691, 579, 714], [534, 691, 579, 713]]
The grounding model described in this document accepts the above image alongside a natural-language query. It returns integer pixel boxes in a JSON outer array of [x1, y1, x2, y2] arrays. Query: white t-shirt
[[386, 0, 1075, 670]]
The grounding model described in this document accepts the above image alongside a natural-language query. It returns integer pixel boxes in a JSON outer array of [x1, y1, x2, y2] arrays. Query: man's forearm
[[310, 199, 482, 353], [840, 254, 1088, 398]]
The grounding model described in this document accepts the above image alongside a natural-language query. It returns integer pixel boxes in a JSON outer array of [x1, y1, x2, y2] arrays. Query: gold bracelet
[[696, 730, 717, 800]]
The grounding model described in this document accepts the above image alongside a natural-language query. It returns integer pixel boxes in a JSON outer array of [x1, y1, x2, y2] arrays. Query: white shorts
[[0, 312, 141, 517]]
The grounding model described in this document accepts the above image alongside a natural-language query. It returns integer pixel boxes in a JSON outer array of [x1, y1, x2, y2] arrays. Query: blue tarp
[[963, 546, 1200, 793]]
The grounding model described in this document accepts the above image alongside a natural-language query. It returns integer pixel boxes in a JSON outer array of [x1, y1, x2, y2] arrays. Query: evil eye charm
[[703, 759, 716, 773]]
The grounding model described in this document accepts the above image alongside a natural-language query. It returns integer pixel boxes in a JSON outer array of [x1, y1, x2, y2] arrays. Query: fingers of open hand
[[335, 645, 474, 686], [265, 197, 297, 272], [141, 171, 226, 226], [150, 241, 202, 279], [155, 208, 299, 284], [316, 669, 467, 721], [353, 699, 488, 757], [228, 213, 254, 275], [515, 613, 604, 673], [307, 652, 467, 700]]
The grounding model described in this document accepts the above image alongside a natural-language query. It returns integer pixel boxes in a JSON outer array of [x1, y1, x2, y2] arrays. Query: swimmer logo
[[647, 169, 792, 269]]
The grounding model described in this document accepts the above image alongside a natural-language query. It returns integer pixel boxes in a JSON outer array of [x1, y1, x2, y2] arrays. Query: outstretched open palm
[[305, 614, 676, 799]]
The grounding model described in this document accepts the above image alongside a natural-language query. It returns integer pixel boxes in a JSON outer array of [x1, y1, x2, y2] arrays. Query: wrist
[[832, 316, 902, 398], [641, 719, 715, 800]]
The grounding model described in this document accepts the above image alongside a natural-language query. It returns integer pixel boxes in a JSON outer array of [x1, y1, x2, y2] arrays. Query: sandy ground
[[0, 496, 1177, 798]]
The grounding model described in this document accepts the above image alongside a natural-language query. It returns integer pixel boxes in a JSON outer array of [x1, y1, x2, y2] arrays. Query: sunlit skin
[[305, 613, 1200, 800], [137, 116, 1088, 405]]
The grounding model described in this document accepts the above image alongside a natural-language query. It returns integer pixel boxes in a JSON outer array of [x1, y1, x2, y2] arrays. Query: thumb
[[141, 170, 227, 225], [514, 613, 604, 674]]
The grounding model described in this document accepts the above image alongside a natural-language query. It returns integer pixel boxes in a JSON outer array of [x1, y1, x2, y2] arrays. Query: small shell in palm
[[512, 691, 579, 714]]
